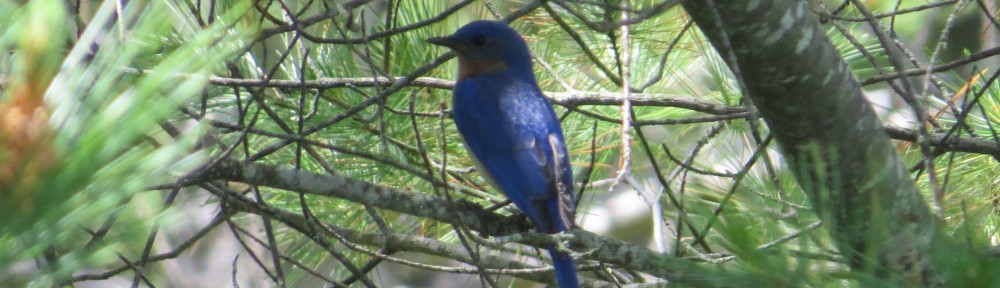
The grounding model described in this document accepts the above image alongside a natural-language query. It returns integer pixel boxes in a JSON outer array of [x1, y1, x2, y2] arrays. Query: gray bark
[[682, 0, 941, 285]]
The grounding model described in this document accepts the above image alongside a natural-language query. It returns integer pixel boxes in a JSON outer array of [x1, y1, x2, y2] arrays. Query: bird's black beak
[[427, 35, 458, 49]]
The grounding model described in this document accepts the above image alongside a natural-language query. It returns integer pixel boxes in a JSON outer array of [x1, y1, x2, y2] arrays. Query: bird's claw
[[552, 232, 593, 259]]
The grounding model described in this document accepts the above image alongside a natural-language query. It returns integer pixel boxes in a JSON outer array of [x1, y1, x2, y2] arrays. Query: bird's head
[[428, 21, 533, 80]]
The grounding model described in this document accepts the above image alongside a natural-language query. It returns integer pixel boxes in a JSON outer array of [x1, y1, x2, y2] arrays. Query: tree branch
[[201, 73, 1000, 158], [682, 0, 944, 285], [200, 159, 528, 236], [199, 159, 750, 286]]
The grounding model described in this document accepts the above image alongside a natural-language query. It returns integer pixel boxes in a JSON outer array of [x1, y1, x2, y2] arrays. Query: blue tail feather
[[549, 247, 579, 288]]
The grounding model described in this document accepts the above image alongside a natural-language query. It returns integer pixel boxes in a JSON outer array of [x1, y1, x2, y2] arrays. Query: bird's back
[[452, 72, 574, 233]]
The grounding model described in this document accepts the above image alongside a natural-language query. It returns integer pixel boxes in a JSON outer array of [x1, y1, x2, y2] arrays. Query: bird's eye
[[472, 35, 488, 46]]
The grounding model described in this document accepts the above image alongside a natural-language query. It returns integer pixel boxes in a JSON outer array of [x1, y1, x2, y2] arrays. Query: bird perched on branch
[[428, 20, 579, 288]]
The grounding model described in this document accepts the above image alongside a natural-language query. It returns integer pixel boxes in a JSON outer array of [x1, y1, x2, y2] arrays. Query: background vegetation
[[1, 0, 998, 287]]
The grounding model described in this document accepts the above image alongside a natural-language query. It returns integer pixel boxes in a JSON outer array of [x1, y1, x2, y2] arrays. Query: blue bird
[[429, 21, 579, 288]]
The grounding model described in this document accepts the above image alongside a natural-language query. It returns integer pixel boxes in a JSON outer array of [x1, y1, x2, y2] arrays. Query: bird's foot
[[552, 232, 594, 259]]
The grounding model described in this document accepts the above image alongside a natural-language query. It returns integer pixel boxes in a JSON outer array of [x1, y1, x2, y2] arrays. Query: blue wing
[[452, 75, 575, 233]]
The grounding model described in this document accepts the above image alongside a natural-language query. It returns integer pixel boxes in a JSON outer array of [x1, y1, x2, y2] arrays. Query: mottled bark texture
[[205, 160, 748, 285], [682, 0, 941, 285]]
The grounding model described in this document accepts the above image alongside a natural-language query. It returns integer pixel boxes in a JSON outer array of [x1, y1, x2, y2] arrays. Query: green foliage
[[0, 0, 252, 284], [2, 0, 999, 286]]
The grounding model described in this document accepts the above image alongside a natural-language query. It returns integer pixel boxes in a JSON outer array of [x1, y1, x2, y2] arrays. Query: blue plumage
[[429, 21, 579, 288]]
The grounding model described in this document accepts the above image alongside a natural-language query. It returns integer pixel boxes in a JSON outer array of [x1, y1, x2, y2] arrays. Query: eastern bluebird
[[429, 21, 579, 288]]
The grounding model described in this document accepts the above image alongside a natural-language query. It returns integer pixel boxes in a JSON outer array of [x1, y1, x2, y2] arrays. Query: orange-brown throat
[[458, 57, 507, 80]]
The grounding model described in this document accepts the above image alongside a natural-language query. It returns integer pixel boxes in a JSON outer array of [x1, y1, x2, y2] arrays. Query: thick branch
[[683, 0, 942, 285], [200, 160, 748, 286], [208, 184, 567, 285], [201, 160, 528, 236]]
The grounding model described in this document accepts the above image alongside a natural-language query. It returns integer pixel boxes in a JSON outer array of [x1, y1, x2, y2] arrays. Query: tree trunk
[[682, 1, 941, 285]]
